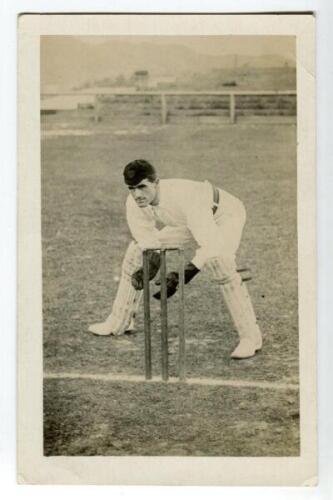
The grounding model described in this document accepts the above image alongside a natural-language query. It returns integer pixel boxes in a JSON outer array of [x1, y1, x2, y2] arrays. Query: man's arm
[[185, 204, 222, 270], [126, 195, 161, 250], [126, 196, 162, 290]]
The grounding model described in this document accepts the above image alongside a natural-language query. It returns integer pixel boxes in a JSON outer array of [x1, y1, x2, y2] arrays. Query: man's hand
[[131, 251, 161, 290], [131, 268, 145, 290], [153, 262, 200, 300], [153, 271, 179, 300]]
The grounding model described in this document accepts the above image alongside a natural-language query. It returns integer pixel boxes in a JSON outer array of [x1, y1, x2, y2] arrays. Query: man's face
[[127, 178, 159, 208]]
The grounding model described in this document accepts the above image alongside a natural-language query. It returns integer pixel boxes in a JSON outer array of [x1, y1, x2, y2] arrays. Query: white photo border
[[17, 13, 316, 486]]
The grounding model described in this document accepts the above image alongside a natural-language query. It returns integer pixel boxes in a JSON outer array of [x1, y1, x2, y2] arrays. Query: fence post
[[161, 94, 168, 124], [230, 93, 236, 124], [94, 94, 101, 122]]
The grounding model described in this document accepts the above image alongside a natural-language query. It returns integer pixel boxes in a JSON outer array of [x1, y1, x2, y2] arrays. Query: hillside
[[41, 36, 295, 91]]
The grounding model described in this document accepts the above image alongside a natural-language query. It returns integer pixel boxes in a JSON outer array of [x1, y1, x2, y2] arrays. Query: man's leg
[[89, 226, 193, 336], [206, 254, 262, 358], [88, 241, 142, 336], [208, 199, 262, 358]]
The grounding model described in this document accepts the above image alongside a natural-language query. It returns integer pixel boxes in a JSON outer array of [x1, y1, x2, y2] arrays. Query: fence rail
[[41, 90, 297, 124]]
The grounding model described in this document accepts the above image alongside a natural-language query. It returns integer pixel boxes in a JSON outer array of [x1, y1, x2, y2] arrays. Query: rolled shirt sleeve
[[186, 204, 222, 269]]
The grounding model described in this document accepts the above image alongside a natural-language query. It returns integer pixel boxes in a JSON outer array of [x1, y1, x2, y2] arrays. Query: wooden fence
[[41, 90, 297, 124]]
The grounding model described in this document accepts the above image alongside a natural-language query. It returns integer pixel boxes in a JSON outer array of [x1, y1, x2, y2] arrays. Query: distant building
[[133, 70, 149, 90]]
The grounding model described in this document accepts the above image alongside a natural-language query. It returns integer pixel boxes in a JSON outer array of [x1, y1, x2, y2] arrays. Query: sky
[[77, 35, 296, 60]]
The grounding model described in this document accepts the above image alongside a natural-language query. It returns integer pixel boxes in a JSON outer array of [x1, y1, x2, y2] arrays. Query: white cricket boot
[[88, 316, 116, 336], [125, 316, 136, 333], [88, 313, 137, 336], [231, 337, 262, 359]]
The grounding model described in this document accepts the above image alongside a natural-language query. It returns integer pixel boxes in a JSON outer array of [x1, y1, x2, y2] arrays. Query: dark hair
[[123, 159, 157, 186]]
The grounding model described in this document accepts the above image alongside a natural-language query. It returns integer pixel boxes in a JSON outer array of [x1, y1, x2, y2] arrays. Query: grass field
[[42, 116, 299, 456]]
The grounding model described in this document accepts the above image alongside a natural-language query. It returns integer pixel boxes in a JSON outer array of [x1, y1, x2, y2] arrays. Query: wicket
[[143, 247, 186, 382]]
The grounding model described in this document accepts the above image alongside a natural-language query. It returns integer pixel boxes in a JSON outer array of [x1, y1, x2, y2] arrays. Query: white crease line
[[44, 372, 299, 391]]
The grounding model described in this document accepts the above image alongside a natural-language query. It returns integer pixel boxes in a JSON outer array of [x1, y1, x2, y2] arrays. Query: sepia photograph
[[18, 14, 316, 485]]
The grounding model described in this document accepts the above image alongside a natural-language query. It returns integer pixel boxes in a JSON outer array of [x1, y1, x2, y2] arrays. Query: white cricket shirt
[[126, 178, 239, 269]]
